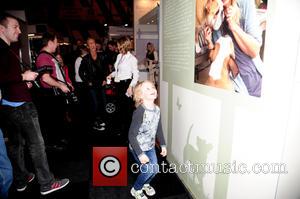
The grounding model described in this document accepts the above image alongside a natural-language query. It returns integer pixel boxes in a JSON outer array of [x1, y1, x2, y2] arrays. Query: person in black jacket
[[79, 37, 108, 131]]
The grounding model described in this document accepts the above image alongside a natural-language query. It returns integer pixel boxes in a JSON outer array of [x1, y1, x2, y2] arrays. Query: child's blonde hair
[[133, 80, 155, 107]]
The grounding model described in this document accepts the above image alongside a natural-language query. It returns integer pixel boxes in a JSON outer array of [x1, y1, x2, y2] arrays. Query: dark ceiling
[[4, 0, 133, 39]]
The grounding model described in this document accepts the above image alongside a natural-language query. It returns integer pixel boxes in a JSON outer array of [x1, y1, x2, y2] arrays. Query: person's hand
[[22, 70, 38, 81], [139, 154, 149, 164], [225, 5, 239, 31], [67, 82, 74, 91], [106, 75, 112, 80], [144, 58, 149, 66], [26, 82, 33, 89], [204, 26, 213, 48], [59, 82, 70, 93], [126, 86, 133, 97], [160, 147, 167, 157]]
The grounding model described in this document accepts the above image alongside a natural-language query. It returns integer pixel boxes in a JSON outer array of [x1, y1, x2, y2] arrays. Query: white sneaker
[[142, 184, 155, 196], [93, 126, 105, 131], [130, 187, 148, 199], [92, 122, 105, 131], [96, 119, 106, 127]]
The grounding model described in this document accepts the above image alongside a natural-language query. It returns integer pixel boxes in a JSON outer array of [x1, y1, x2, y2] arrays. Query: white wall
[[134, 0, 160, 63], [267, 0, 300, 198], [159, 0, 300, 198], [133, 0, 159, 42]]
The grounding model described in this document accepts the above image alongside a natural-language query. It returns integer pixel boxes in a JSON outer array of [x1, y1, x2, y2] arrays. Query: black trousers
[[115, 79, 134, 134], [34, 89, 67, 145]]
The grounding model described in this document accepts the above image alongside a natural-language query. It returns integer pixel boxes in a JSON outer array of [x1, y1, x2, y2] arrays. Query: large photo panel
[[194, 0, 267, 97]]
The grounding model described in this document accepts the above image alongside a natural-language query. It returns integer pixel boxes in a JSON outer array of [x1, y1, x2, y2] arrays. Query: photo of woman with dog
[[194, 0, 266, 97]]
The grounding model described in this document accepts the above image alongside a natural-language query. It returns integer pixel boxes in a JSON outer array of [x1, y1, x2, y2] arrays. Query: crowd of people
[[0, 11, 164, 199]]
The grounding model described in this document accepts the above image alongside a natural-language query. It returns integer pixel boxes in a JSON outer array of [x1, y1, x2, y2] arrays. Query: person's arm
[[0, 69, 37, 85], [127, 56, 139, 97], [153, 51, 159, 64], [128, 106, 145, 158], [22, 71, 38, 81], [41, 73, 70, 93], [156, 113, 167, 157], [225, 1, 262, 58], [0, 53, 37, 84], [228, 40, 239, 78], [64, 66, 74, 91], [208, 43, 220, 62], [129, 56, 139, 88], [0, 58, 22, 84], [64, 66, 71, 84], [74, 57, 82, 80], [107, 54, 121, 80], [228, 22, 261, 58], [156, 113, 166, 147], [79, 57, 88, 83], [102, 53, 110, 78], [36, 53, 69, 93]]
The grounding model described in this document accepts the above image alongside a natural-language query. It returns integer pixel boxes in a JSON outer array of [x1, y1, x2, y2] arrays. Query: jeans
[[87, 87, 106, 122], [35, 90, 66, 145], [130, 147, 159, 190], [1, 102, 54, 189], [0, 128, 13, 199]]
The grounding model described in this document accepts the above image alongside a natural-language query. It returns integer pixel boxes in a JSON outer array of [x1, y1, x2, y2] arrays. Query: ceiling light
[[104, 23, 108, 26]]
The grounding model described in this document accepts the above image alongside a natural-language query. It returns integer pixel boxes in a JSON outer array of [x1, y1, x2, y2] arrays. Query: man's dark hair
[[78, 44, 87, 51], [41, 32, 57, 47], [0, 11, 18, 27]]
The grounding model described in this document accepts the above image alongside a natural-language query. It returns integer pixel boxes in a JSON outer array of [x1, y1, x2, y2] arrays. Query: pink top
[[36, 53, 58, 89], [36, 53, 71, 88]]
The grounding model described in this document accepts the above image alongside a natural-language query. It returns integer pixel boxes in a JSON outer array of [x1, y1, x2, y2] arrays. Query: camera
[[65, 91, 79, 105], [34, 66, 53, 74]]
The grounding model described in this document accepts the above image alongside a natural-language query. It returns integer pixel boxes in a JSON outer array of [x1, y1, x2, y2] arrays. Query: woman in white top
[[107, 36, 139, 135]]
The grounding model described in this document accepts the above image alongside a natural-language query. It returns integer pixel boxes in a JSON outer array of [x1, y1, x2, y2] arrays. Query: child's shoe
[[130, 187, 148, 199], [142, 184, 156, 196]]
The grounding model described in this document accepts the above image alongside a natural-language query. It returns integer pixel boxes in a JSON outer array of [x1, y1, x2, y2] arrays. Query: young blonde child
[[128, 80, 167, 199]]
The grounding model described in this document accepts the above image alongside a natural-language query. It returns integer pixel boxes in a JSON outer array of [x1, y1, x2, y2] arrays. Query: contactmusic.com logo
[[93, 147, 128, 186]]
